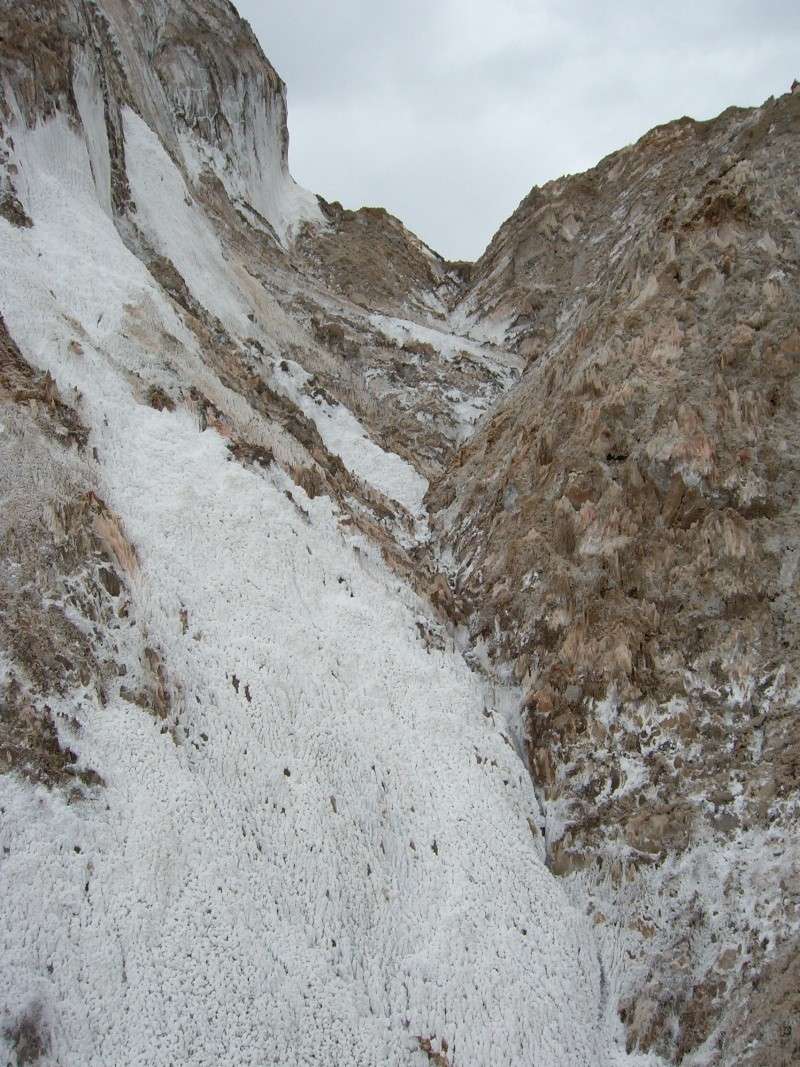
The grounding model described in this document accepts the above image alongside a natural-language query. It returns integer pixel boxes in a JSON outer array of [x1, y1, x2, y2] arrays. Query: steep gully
[[0, 3, 644, 1065], [1, 2, 798, 1065]]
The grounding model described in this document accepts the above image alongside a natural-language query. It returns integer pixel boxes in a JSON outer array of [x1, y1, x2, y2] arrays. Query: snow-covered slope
[[0, 3, 651, 1065], [5, 3, 796, 1065]]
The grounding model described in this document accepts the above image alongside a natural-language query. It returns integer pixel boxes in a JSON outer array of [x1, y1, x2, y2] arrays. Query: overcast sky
[[236, 1, 800, 260]]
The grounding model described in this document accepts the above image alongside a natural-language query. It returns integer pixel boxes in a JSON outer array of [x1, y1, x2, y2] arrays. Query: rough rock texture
[[0, 0, 321, 234], [0, 0, 516, 613], [293, 198, 459, 318], [430, 94, 800, 1064], [0, 0, 798, 1064], [0, 5, 607, 1067]]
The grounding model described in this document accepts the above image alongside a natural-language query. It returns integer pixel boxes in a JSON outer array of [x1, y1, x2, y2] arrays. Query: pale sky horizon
[[236, 1, 800, 260]]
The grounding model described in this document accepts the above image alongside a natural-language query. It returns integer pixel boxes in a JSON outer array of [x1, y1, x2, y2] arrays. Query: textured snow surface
[[367, 313, 524, 440], [446, 299, 515, 347], [369, 312, 522, 378], [275, 358, 429, 519], [177, 99, 324, 246], [0, 113, 645, 1066], [125, 109, 254, 337]]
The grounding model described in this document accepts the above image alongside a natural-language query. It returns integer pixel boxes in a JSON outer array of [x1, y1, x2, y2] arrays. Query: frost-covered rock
[[0, 2, 641, 1066], [0, 1, 798, 1065], [429, 93, 800, 1065]]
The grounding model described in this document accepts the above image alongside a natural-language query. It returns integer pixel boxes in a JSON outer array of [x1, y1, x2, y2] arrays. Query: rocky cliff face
[[430, 96, 800, 1064], [0, 4, 585, 1066], [0, 2, 797, 1065], [0, 0, 321, 236]]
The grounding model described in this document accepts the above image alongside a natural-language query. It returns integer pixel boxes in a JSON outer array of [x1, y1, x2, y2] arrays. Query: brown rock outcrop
[[430, 91, 800, 1063]]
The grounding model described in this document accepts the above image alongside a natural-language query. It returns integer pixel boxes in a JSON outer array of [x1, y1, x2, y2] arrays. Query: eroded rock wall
[[431, 92, 800, 1064]]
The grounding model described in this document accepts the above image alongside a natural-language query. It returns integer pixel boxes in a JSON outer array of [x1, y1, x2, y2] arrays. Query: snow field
[[0, 106, 646, 1066]]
